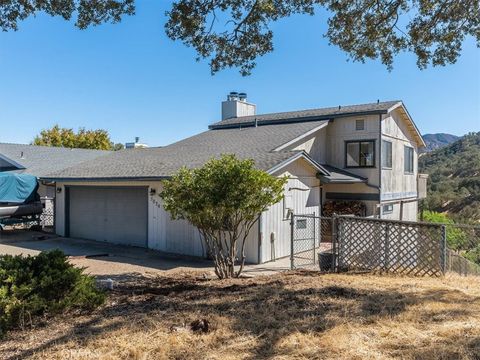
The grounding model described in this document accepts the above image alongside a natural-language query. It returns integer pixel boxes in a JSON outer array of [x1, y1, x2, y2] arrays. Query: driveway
[[0, 229, 290, 278]]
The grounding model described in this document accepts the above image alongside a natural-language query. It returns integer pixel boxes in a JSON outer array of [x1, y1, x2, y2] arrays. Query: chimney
[[221, 91, 256, 120]]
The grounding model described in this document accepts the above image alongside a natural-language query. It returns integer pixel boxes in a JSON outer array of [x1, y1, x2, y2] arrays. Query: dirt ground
[[1, 271, 479, 360]]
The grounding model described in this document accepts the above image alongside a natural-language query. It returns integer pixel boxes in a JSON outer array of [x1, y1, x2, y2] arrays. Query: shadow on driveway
[[0, 229, 213, 276]]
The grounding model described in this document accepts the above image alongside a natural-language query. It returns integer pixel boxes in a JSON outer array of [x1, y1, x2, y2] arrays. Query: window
[[382, 140, 392, 168], [355, 119, 365, 131], [382, 204, 393, 214], [404, 146, 414, 173], [296, 219, 307, 229], [346, 140, 375, 167]]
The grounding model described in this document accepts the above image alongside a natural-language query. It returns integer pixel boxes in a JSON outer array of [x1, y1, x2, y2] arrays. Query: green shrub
[[0, 249, 105, 337]]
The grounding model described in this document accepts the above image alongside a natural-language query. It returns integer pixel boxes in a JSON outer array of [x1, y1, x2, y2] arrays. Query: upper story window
[[355, 119, 365, 131], [404, 145, 414, 173], [346, 140, 375, 168], [382, 140, 392, 168]]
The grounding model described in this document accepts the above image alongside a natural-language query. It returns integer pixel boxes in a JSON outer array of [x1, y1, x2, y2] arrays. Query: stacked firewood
[[322, 201, 366, 217]]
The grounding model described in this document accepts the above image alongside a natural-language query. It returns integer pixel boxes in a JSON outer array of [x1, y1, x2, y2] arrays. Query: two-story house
[[42, 93, 426, 264]]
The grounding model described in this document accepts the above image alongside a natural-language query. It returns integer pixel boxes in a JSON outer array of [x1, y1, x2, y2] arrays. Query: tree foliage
[[0, 0, 134, 31], [166, 0, 479, 75], [419, 132, 480, 222], [160, 154, 287, 279], [1, 1, 478, 75], [32, 124, 122, 151]]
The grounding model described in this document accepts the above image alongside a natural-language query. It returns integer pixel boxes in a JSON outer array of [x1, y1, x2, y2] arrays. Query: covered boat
[[0, 173, 42, 219]]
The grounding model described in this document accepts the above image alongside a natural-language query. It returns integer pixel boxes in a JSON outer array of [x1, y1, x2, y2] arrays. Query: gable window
[[382, 140, 392, 168], [404, 146, 414, 173], [382, 204, 393, 214], [355, 119, 365, 131], [346, 140, 375, 168]]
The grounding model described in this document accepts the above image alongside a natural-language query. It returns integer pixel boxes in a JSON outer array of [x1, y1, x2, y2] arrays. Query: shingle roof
[[320, 165, 367, 184], [42, 120, 330, 180], [0, 143, 111, 177], [210, 100, 401, 129]]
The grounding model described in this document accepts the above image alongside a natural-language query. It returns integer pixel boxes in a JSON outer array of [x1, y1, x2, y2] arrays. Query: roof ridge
[[0, 142, 111, 152], [209, 100, 402, 129], [222, 99, 402, 121]]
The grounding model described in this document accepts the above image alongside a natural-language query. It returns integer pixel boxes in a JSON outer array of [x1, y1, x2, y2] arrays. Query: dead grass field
[[1, 271, 479, 360]]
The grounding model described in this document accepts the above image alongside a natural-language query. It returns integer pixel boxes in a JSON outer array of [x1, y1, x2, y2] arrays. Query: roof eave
[[39, 176, 170, 182], [267, 151, 330, 176], [388, 102, 426, 148]]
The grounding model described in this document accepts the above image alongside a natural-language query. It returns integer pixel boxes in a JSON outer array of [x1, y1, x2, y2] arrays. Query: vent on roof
[[222, 91, 256, 120]]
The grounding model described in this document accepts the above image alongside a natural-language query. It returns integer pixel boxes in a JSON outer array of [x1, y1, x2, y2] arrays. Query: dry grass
[[1, 271, 479, 360]]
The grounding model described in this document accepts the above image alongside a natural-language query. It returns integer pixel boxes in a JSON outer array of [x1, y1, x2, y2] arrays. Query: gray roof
[[0, 143, 111, 177], [210, 100, 401, 129], [43, 120, 330, 180], [320, 165, 367, 184]]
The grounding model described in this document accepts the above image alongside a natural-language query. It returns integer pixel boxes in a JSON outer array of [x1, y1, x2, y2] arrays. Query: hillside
[[421, 133, 459, 152], [419, 132, 480, 222]]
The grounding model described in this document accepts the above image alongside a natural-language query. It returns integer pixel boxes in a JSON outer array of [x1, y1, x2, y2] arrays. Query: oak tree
[[160, 154, 287, 278], [1, 0, 478, 75]]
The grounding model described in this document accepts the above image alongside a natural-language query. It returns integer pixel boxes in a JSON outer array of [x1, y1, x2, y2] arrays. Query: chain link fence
[[290, 215, 333, 270], [445, 224, 480, 276]]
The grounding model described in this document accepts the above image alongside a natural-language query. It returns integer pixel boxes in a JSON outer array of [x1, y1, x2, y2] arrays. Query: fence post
[[441, 224, 447, 274], [332, 215, 337, 272], [384, 224, 390, 271], [313, 212, 316, 266], [290, 213, 295, 270]]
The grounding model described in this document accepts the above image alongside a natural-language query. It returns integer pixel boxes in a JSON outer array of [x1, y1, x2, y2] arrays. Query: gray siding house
[[42, 95, 427, 264]]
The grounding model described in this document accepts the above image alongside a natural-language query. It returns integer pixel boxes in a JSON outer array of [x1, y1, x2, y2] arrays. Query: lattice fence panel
[[40, 198, 55, 229], [337, 217, 444, 276]]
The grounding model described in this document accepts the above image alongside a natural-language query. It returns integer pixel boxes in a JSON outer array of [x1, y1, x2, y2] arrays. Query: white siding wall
[[291, 127, 328, 163], [55, 181, 259, 263], [380, 108, 420, 221], [326, 114, 381, 187], [381, 109, 418, 201], [261, 158, 320, 263]]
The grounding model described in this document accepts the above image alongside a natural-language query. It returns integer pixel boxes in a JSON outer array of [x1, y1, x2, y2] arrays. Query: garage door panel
[[68, 186, 147, 247]]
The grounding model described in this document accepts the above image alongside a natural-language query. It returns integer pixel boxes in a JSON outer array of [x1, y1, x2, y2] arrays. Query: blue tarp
[[0, 173, 39, 204]]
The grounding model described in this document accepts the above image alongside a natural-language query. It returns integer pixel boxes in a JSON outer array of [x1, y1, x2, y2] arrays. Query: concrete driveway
[[0, 229, 214, 278], [0, 229, 290, 278]]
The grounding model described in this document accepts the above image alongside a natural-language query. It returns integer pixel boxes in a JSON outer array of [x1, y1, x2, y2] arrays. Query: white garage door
[[67, 186, 148, 247]]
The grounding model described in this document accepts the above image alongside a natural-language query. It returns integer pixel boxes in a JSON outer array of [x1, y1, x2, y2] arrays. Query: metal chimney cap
[[228, 91, 239, 101], [238, 92, 247, 101]]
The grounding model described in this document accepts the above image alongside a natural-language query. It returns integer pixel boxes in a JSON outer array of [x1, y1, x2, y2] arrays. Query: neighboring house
[[0, 143, 110, 220], [42, 94, 427, 264]]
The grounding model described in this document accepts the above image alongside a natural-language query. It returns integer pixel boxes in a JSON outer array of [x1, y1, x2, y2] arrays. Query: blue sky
[[1, 1, 479, 147]]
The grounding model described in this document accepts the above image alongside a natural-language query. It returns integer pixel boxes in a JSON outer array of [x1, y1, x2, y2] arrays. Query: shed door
[[67, 186, 148, 247]]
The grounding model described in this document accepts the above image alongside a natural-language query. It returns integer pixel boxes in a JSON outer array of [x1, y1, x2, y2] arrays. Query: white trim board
[[272, 122, 329, 152]]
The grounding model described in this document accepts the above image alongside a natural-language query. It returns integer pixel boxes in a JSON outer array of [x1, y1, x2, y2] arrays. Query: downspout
[[257, 213, 262, 264], [378, 113, 383, 218]]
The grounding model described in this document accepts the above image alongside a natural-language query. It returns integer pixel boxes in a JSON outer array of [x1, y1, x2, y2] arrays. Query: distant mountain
[[419, 132, 480, 222], [421, 133, 459, 152]]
